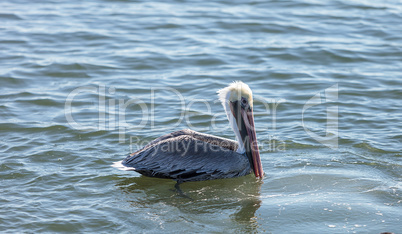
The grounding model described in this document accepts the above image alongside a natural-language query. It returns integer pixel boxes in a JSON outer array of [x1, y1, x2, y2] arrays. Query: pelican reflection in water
[[113, 81, 264, 191], [116, 175, 263, 231]]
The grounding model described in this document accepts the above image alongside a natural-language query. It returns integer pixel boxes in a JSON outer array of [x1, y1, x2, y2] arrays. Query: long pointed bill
[[241, 107, 264, 178]]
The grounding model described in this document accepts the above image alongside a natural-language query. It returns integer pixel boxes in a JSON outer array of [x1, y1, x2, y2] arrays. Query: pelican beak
[[230, 101, 264, 178]]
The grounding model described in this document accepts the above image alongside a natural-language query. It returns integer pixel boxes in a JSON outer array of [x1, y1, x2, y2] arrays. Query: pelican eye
[[241, 97, 248, 107]]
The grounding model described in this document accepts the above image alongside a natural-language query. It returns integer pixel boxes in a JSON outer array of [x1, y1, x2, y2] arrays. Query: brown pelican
[[113, 81, 264, 186]]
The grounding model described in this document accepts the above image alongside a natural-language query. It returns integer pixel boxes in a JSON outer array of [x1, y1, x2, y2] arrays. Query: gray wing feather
[[122, 130, 251, 182]]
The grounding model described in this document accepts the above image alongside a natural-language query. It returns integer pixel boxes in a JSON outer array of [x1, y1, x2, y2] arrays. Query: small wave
[[0, 75, 27, 87], [0, 13, 22, 20], [352, 142, 397, 154]]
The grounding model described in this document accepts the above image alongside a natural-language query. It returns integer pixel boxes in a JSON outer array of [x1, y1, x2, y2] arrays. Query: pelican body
[[113, 81, 264, 183]]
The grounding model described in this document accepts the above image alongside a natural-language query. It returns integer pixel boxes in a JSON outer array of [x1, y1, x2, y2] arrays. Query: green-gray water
[[1, 0, 401, 233]]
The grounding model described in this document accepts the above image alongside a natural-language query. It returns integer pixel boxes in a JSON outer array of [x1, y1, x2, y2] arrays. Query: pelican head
[[218, 81, 264, 178]]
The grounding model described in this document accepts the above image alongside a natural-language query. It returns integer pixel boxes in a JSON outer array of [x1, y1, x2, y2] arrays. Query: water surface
[[1, 0, 401, 233]]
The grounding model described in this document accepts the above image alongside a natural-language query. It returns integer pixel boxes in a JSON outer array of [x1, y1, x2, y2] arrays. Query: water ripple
[[1, 0, 401, 232]]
